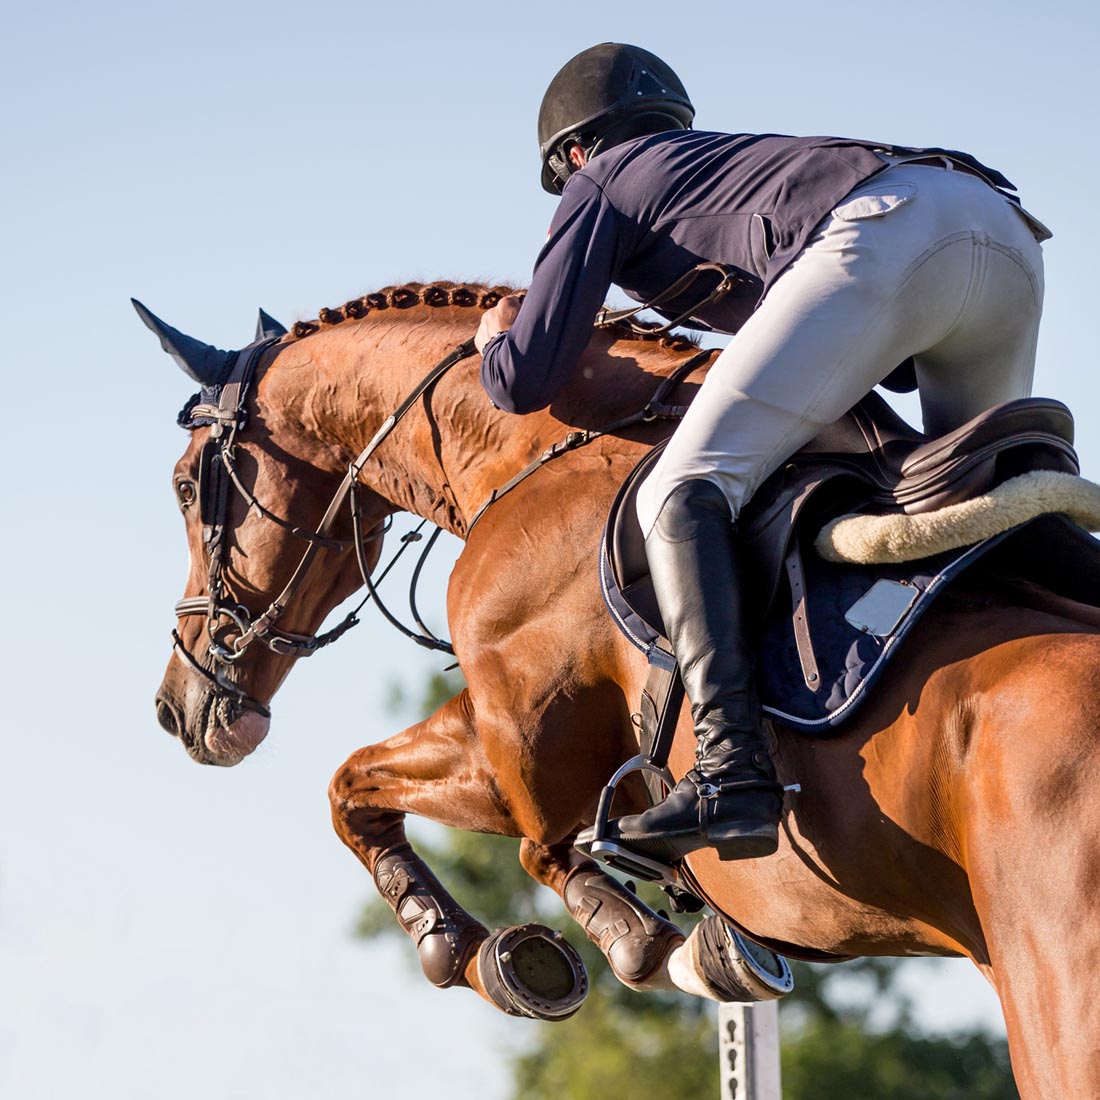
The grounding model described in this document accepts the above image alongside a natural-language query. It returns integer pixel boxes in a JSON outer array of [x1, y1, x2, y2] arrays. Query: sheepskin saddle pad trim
[[817, 471, 1100, 565]]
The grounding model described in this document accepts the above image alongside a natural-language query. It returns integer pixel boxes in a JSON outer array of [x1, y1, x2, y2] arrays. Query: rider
[[474, 43, 1049, 866]]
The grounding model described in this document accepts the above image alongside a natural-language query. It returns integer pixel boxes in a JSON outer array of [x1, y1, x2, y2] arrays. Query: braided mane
[[289, 280, 698, 351]]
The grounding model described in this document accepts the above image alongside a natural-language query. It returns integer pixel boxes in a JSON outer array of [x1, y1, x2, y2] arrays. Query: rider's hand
[[475, 295, 523, 353]]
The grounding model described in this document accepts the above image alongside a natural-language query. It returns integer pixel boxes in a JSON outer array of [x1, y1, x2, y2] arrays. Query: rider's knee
[[638, 476, 734, 540]]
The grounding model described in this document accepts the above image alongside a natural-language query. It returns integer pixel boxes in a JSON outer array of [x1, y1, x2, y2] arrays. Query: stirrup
[[573, 754, 681, 885]]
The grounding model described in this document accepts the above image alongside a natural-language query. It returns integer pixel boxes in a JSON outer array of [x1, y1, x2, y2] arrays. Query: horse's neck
[[258, 312, 535, 534], [260, 311, 694, 536]]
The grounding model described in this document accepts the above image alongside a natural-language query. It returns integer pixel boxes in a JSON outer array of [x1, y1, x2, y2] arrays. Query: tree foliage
[[781, 1017, 1017, 1100]]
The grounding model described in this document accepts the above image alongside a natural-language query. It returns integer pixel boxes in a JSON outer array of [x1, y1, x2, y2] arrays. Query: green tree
[[358, 671, 1017, 1099], [779, 957, 1016, 1100]]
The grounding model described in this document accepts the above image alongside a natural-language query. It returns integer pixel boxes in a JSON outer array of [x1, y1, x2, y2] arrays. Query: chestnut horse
[[151, 282, 1100, 1099]]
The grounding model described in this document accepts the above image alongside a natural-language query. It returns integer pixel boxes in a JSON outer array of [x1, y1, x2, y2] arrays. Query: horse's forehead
[[173, 428, 208, 475]]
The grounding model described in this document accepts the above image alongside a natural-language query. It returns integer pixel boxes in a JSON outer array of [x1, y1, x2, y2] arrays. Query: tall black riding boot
[[607, 479, 782, 863]]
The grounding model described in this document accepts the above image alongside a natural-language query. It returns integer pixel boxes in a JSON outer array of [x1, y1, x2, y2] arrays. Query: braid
[[287, 280, 695, 354]]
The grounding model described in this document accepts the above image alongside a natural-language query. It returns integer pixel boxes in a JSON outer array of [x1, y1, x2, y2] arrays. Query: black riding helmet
[[538, 43, 695, 194]]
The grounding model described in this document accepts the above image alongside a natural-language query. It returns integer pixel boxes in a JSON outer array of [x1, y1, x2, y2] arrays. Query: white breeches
[[635, 162, 1046, 535]]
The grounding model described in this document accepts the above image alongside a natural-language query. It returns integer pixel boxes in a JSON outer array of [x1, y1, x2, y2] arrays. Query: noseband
[[172, 335, 477, 715]]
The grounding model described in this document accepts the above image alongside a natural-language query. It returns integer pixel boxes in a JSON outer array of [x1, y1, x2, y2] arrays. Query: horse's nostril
[[156, 698, 181, 738]]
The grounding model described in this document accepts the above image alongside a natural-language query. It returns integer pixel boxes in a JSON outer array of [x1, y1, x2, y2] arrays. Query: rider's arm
[[480, 175, 623, 414]]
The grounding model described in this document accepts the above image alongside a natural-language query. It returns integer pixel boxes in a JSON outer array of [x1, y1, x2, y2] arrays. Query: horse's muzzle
[[156, 694, 184, 739], [154, 682, 270, 767], [204, 709, 270, 765]]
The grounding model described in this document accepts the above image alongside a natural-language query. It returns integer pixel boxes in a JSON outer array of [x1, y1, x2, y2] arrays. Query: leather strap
[[784, 540, 821, 692], [465, 348, 714, 536], [229, 340, 477, 655], [595, 262, 747, 335]]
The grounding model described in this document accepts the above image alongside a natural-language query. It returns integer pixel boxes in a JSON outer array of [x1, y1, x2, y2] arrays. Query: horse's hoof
[[477, 923, 588, 1021], [671, 916, 793, 1002], [724, 925, 793, 999]]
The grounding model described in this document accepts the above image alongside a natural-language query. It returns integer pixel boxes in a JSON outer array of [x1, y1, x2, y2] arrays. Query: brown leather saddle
[[606, 391, 1079, 641]]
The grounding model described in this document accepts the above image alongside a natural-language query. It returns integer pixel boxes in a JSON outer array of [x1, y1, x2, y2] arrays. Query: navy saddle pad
[[600, 450, 1100, 734]]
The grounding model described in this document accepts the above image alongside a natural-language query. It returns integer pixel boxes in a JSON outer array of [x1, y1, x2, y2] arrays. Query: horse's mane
[[288, 280, 699, 353]]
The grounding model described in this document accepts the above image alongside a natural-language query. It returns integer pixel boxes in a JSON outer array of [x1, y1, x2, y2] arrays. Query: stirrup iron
[[574, 754, 681, 885]]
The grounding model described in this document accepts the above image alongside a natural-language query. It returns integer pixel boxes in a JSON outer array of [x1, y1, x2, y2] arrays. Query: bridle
[[171, 263, 736, 718], [172, 334, 477, 717]]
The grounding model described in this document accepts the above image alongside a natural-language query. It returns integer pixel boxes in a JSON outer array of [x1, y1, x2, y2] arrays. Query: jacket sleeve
[[480, 175, 623, 414]]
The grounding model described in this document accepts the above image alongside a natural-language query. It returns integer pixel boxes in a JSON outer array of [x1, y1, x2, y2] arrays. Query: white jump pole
[[718, 1001, 782, 1100]]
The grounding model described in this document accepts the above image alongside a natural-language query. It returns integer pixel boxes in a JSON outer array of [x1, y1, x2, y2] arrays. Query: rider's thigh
[[914, 234, 1044, 437], [636, 183, 957, 533]]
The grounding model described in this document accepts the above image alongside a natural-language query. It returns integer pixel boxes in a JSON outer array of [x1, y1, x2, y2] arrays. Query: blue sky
[[2, 2, 1098, 1097]]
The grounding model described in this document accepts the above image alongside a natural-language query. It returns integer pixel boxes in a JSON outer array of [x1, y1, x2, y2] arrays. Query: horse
[[148, 281, 1100, 1099]]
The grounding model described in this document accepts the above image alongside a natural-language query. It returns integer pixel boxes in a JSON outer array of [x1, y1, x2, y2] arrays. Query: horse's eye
[[176, 480, 197, 508]]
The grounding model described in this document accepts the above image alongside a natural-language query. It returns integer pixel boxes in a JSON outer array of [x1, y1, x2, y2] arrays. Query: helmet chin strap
[[547, 134, 591, 192], [549, 113, 690, 193]]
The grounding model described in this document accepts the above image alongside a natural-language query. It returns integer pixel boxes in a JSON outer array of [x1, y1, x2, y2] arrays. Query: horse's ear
[[131, 299, 235, 385], [256, 308, 288, 341]]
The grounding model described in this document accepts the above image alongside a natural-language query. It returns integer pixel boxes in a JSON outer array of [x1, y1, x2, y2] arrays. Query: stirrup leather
[[575, 645, 685, 884]]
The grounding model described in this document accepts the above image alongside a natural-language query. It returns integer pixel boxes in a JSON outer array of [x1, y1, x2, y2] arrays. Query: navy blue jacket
[[481, 130, 1017, 414]]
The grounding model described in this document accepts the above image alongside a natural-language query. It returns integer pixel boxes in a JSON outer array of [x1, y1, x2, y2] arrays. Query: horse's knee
[[328, 751, 404, 855], [519, 837, 577, 883], [328, 751, 365, 818]]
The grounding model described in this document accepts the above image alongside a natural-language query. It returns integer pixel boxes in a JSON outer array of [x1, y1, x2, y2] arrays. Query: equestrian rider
[[474, 43, 1049, 866]]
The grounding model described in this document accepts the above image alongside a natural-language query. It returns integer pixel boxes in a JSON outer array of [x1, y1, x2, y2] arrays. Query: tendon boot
[[607, 479, 782, 864]]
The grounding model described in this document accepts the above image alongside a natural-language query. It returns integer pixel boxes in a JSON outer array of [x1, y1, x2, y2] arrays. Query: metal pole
[[718, 1001, 782, 1100]]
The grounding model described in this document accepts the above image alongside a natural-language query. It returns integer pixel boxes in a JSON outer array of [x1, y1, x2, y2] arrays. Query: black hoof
[[477, 924, 588, 1021], [695, 916, 793, 1001]]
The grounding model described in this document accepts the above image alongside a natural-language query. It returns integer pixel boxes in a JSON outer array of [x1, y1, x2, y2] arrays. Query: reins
[[465, 346, 713, 535], [174, 264, 733, 701], [228, 338, 478, 658], [595, 262, 747, 336]]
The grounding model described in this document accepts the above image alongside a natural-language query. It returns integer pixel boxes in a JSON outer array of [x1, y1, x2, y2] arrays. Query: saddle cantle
[[601, 392, 1088, 730], [780, 391, 1076, 514]]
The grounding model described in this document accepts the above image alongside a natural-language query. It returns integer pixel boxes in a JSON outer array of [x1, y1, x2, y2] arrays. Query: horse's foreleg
[[518, 838, 687, 991], [329, 744, 488, 992], [329, 690, 587, 1020]]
